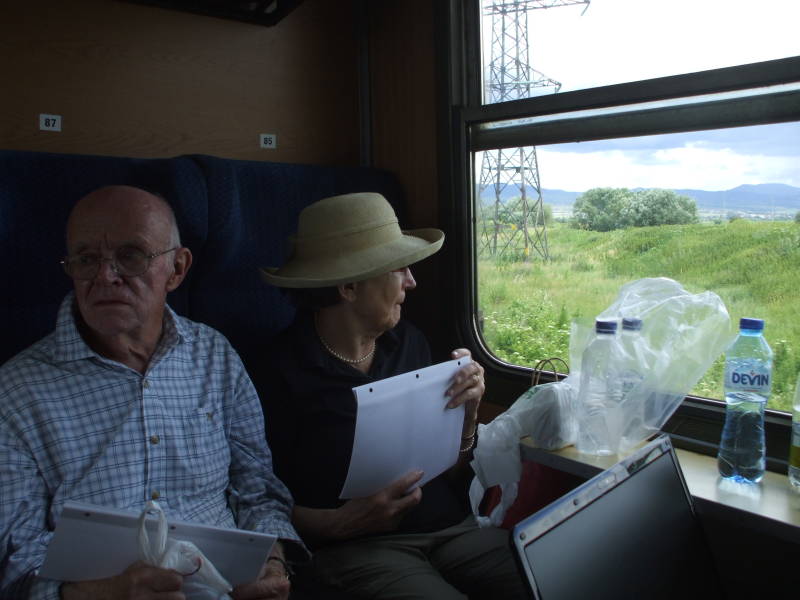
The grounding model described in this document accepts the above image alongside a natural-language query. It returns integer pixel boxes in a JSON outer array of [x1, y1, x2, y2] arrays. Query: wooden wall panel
[[0, 0, 360, 164], [368, 1, 447, 358], [369, 1, 438, 231]]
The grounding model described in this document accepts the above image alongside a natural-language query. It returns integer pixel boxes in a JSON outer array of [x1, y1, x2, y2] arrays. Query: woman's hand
[[446, 348, 484, 439], [291, 471, 423, 544], [333, 470, 424, 539]]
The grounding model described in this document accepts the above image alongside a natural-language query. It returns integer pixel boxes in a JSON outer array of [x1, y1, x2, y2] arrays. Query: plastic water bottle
[[789, 371, 800, 490], [717, 317, 773, 484], [619, 317, 645, 398], [618, 317, 646, 449], [575, 319, 621, 456]]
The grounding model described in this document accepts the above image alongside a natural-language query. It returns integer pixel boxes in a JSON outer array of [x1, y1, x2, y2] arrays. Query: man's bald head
[[67, 185, 180, 249]]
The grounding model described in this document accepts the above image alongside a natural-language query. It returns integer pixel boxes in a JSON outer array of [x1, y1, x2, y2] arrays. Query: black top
[[253, 311, 470, 546]]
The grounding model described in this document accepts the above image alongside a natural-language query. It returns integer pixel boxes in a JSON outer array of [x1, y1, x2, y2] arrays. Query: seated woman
[[255, 192, 527, 600]]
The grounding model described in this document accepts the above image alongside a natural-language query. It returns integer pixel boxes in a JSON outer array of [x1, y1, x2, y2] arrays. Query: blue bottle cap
[[595, 319, 617, 334], [739, 317, 764, 331], [622, 317, 643, 331]]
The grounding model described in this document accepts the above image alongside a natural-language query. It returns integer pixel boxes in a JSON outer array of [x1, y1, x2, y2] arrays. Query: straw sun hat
[[260, 192, 444, 288]]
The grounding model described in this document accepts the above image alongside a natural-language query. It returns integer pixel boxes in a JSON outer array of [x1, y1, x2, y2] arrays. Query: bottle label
[[725, 363, 771, 395]]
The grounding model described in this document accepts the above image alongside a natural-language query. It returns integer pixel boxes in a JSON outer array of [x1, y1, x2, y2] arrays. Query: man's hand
[[230, 569, 289, 600], [60, 561, 184, 600], [231, 543, 291, 600], [333, 470, 424, 539]]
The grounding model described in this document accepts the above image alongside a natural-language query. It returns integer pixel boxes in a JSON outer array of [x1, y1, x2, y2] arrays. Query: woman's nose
[[404, 268, 417, 289]]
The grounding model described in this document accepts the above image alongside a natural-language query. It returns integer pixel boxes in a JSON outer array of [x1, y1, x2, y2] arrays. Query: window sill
[[520, 437, 800, 544]]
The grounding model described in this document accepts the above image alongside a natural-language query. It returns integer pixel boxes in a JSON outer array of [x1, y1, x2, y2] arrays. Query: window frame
[[438, 0, 800, 471]]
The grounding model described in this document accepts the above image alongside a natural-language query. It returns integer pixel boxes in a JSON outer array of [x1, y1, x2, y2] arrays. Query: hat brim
[[260, 228, 444, 288]]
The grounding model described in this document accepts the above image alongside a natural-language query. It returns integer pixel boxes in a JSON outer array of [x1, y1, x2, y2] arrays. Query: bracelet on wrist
[[460, 434, 476, 453], [461, 424, 477, 440]]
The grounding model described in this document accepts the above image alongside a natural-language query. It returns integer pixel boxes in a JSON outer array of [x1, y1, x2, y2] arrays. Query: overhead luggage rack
[[126, 0, 305, 26]]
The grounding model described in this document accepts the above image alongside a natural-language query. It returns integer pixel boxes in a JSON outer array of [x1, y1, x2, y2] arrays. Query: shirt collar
[[52, 291, 192, 364]]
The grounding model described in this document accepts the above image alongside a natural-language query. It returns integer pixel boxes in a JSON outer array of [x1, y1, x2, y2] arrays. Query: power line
[[478, 0, 589, 261]]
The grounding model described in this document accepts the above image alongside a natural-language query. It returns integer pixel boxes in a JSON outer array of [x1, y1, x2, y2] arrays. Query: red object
[[479, 460, 585, 529]]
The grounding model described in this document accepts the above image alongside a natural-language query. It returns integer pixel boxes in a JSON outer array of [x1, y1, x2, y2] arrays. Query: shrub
[[571, 188, 698, 231]]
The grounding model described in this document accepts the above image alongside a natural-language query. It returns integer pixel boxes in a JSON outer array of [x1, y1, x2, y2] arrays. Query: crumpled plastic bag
[[138, 501, 233, 600], [470, 277, 731, 526], [592, 277, 732, 452], [468, 381, 577, 527]]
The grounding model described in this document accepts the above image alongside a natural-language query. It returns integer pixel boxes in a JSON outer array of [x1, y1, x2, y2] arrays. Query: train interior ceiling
[[2, 0, 799, 597]]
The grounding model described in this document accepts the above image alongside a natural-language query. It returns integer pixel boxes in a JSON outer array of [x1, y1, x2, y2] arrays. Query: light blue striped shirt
[[0, 293, 303, 599]]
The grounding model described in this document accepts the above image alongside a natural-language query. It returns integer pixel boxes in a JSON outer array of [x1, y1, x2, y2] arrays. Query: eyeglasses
[[61, 246, 179, 280]]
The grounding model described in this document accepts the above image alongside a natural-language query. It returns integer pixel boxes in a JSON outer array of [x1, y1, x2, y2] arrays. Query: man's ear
[[337, 281, 358, 303], [165, 247, 192, 292]]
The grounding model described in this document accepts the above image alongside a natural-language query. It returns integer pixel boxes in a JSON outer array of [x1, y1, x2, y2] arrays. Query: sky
[[481, 0, 800, 191]]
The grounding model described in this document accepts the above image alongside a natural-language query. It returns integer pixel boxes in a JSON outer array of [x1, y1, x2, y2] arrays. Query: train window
[[474, 121, 800, 412], [461, 0, 800, 415], [479, 0, 800, 103]]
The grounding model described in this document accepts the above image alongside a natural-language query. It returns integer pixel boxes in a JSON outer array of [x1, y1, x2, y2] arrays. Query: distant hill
[[480, 183, 800, 214], [674, 184, 800, 213]]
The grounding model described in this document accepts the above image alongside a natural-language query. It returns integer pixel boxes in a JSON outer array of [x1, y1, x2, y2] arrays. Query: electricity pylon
[[479, 0, 589, 261]]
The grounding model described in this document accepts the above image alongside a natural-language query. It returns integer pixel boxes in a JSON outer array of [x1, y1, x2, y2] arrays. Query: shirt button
[[149, 435, 160, 445], [143, 380, 150, 389], [151, 490, 160, 500]]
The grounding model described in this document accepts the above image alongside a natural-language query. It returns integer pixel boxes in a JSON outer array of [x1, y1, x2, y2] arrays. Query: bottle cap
[[595, 319, 617, 334], [622, 317, 643, 331], [739, 317, 764, 331]]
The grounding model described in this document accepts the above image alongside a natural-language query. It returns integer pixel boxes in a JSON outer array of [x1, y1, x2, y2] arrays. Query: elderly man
[[0, 186, 304, 600]]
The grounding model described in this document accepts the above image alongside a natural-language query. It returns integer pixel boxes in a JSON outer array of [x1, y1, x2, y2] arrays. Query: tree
[[570, 188, 634, 231], [486, 199, 551, 228], [623, 189, 699, 227], [571, 187, 699, 231], [542, 203, 553, 226], [795, 210, 800, 224]]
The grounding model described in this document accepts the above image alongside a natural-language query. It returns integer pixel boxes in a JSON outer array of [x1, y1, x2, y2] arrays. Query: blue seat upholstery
[[0, 148, 402, 599], [0, 150, 209, 365], [189, 154, 403, 375], [0, 149, 402, 379]]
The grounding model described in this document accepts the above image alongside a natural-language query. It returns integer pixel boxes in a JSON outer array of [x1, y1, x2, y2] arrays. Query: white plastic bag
[[469, 379, 577, 526], [594, 277, 732, 452], [470, 277, 731, 524], [555, 277, 731, 453], [138, 501, 233, 600]]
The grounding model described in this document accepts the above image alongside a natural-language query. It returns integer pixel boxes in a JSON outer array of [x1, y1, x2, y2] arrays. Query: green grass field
[[478, 220, 800, 412]]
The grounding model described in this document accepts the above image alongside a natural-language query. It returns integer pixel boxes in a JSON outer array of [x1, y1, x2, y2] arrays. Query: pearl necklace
[[314, 314, 376, 365]]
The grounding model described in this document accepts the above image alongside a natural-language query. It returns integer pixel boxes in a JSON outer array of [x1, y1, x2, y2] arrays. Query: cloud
[[543, 122, 800, 157], [534, 143, 800, 191], [516, 121, 800, 191], [480, 0, 800, 192], [688, 123, 800, 157], [522, 0, 800, 93]]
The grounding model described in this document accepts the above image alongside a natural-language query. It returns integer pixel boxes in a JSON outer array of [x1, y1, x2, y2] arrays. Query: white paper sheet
[[339, 357, 469, 499], [40, 502, 276, 585]]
